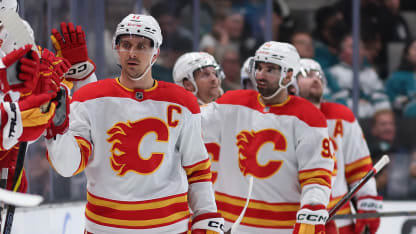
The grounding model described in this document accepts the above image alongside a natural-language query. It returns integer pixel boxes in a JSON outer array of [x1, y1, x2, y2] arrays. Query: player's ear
[[282, 69, 293, 86], [151, 48, 160, 63], [183, 79, 196, 92]]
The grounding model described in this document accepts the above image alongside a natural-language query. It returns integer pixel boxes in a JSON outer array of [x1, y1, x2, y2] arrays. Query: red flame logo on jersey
[[236, 129, 285, 178], [107, 118, 168, 176]]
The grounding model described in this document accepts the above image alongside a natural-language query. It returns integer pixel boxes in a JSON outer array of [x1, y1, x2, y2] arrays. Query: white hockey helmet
[[113, 14, 162, 49], [0, 0, 18, 12], [252, 41, 301, 99], [240, 56, 254, 89], [0, 19, 34, 58], [112, 14, 162, 80], [298, 58, 326, 86], [173, 52, 224, 95]]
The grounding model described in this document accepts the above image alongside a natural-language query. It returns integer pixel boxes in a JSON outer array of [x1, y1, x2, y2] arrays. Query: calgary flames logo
[[236, 129, 286, 178], [107, 118, 169, 176]]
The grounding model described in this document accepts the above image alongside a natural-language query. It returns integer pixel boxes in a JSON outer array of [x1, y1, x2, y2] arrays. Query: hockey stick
[[224, 175, 254, 234], [333, 210, 416, 219], [0, 168, 8, 226], [3, 141, 28, 234], [327, 155, 390, 222]]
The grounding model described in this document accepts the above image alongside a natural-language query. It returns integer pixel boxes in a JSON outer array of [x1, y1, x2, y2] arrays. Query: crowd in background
[[21, 0, 416, 203]]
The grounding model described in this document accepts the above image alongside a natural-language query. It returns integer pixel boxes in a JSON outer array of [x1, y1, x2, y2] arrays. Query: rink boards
[[4, 200, 416, 234]]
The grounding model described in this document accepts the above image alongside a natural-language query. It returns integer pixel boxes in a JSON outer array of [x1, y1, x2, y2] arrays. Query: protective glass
[[305, 70, 324, 82], [116, 36, 154, 54], [194, 65, 224, 80], [254, 62, 282, 77]]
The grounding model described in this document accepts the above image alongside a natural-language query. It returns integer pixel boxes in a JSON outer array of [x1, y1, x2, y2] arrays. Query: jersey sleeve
[[45, 100, 93, 177], [296, 122, 334, 207], [179, 110, 218, 217], [72, 72, 98, 93], [343, 120, 377, 197]]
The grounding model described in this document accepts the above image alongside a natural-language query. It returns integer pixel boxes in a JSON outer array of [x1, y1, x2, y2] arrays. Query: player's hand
[[191, 212, 225, 234], [18, 92, 57, 142], [0, 44, 39, 94], [51, 22, 95, 81], [40, 47, 70, 80], [293, 204, 327, 234], [51, 22, 88, 64], [0, 92, 57, 149], [354, 196, 382, 234], [46, 85, 70, 139]]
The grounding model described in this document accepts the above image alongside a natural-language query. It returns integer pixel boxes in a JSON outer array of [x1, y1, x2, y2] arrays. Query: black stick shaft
[[333, 210, 416, 219], [328, 168, 376, 220], [3, 142, 27, 234]]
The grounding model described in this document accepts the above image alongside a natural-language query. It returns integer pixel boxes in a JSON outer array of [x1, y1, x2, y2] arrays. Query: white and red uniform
[[201, 90, 334, 234], [46, 79, 218, 234], [321, 102, 377, 231]]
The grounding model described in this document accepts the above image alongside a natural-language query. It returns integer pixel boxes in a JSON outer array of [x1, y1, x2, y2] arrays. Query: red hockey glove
[[0, 93, 56, 149], [0, 44, 40, 94], [354, 195, 382, 234], [325, 219, 338, 234], [36, 49, 64, 96], [191, 212, 224, 234], [51, 22, 95, 81], [18, 93, 57, 142], [293, 204, 328, 234], [40, 48, 70, 81], [46, 85, 70, 139], [0, 146, 28, 193]]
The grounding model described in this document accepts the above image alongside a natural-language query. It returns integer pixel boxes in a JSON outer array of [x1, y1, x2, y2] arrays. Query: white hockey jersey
[[46, 79, 218, 234], [320, 102, 377, 228], [201, 90, 334, 234]]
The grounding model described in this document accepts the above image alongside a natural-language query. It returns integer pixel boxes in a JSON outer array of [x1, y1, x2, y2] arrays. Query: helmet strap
[[262, 72, 293, 100], [129, 48, 157, 81]]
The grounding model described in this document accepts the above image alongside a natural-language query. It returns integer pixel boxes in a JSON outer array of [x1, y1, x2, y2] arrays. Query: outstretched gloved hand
[[51, 22, 95, 81]]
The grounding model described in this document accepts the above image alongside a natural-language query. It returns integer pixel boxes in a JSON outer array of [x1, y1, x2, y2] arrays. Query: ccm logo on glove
[[67, 63, 87, 75], [297, 213, 328, 223], [208, 220, 225, 231]]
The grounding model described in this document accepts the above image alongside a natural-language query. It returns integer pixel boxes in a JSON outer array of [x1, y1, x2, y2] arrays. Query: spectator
[[410, 149, 416, 178], [409, 148, 416, 197], [338, 0, 411, 78], [152, 34, 192, 83], [385, 39, 416, 116], [236, 0, 294, 43], [327, 34, 390, 118], [366, 109, 411, 199], [199, 8, 245, 59], [178, 0, 215, 36], [290, 30, 315, 59], [219, 46, 241, 92], [312, 4, 347, 69], [150, 1, 193, 50], [379, 0, 411, 43]]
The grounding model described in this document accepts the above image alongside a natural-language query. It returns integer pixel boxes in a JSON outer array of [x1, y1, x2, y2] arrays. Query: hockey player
[[173, 52, 224, 185], [201, 41, 334, 233], [45, 14, 224, 234], [0, 0, 68, 194], [173, 52, 224, 105], [240, 56, 254, 90], [295, 58, 382, 234]]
